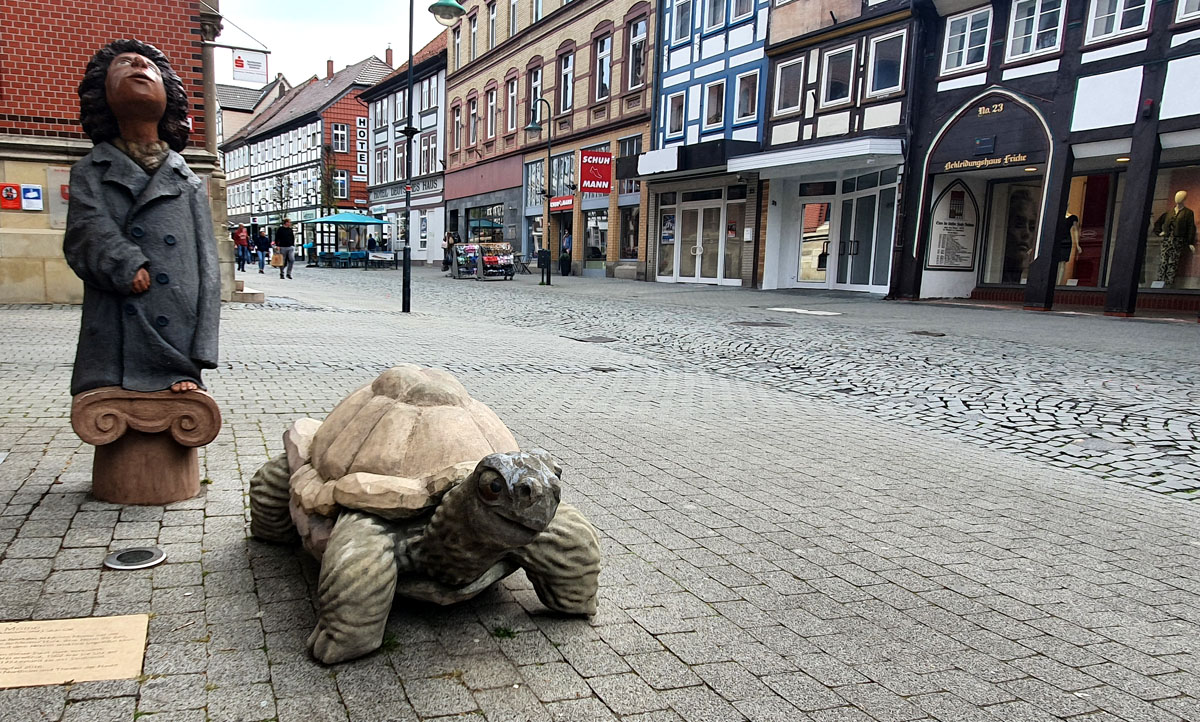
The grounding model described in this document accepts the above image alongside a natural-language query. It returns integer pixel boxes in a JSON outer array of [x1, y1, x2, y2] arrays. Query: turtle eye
[[490, 480, 502, 493], [478, 471, 503, 502]]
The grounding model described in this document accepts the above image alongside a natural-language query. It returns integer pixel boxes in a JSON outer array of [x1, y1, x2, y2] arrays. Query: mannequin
[[1153, 190, 1196, 286], [1057, 214, 1081, 285]]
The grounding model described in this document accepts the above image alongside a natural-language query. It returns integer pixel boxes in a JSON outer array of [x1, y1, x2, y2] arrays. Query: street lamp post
[[524, 97, 554, 286]]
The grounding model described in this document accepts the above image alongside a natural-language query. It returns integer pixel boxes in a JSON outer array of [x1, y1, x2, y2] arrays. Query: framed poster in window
[[926, 180, 979, 270]]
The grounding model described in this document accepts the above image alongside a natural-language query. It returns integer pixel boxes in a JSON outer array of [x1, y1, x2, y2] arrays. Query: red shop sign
[[0, 184, 19, 210], [549, 195, 574, 211], [579, 150, 612, 194]]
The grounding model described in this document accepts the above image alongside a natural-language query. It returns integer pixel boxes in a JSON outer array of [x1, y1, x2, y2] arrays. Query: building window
[[868, 31, 905, 96], [453, 107, 462, 150], [374, 99, 386, 128], [506, 79, 518, 131], [1180, 0, 1200, 21], [704, 80, 725, 129], [375, 147, 388, 183], [333, 170, 348, 198], [487, 88, 497, 138], [529, 67, 543, 121], [1140, 165, 1200, 290], [628, 18, 648, 90], [332, 123, 348, 152], [595, 36, 612, 101], [534, 0, 542, 22], [942, 7, 992, 73], [470, 16, 478, 59], [618, 134, 641, 194], [453, 28, 461, 68], [1007, 0, 1063, 60], [1086, 0, 1149, 43], [706, 0, 724, 30], [736, 70, 757, 119], [559, 53, 574, 113], [468, 203, 506, 243], [394, 144, 406, 180], [821, 46, 854, 107], [773, 59, 803, 115], [510, 0, 519, 35], [525, 159, 545, 207], [619, 206, 639, 260], [732, 0, 752, 21], [982, 181, 1042, 285], [674, 0, 693, 43], [488, 3, 497, 49], [469, 99, 478, 144], [667, 91, 686, 136], [584, 209, 608, 263], [550, 153, 574, 196]]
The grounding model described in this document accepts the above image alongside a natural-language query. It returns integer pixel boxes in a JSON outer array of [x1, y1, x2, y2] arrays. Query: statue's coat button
[[164, 234, 177, 245], [156, 273, 169, 284], [155, 315, 169, 327], [131, 226, 145, 238], [124, 304, 136, 316]]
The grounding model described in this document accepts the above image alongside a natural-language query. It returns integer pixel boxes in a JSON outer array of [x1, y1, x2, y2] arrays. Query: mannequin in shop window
[[1152, 191, 1196, 287], [1002, 188, 1039, 284], [1056, 214, 1081, 285]]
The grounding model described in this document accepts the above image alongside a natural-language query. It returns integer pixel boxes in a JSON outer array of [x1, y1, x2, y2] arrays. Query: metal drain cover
[[104, 547, 167, 571], [910, 330, 946, 337], [731, 321, 791, 328], [572, 336, 618, 343]]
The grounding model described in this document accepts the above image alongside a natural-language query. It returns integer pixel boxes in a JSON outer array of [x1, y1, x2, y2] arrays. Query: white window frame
[[333, 170, 348, 198], [941, 7, 993, 75], [820, 45, 856, 109], [731, 0, 753, 22], [735, 69, 758, 122], [488, 2, 497, 49], [534, 0, 542, 22], [506, 78, 518, 132], [595, 36, 612, 101], [1005, 0, 1064, 62], [1085, 0, 1150, 43], [773, 58, 803, 115], [628, 18, 648, 91], [453, 107, 462, 150], [666, 91, 686, 137], [1180, 0, 1200, 21], [705, 0, 724, 31], [487, 88, 497, 138], [867, 29, 907, 98], [453, 28, 461, 68], [529, 68, 543, 121], [510, 0, 519, 36], [469, 99, 478, 144], [331, 123, 348, 152], [703, 79, 725, 130], [674, 0, 694, 44], [470, 16, 478, 60], [559, 53, 574, 113]]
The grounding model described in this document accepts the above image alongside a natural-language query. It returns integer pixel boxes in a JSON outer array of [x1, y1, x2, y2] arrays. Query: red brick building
[[0, 0, 227, 303]]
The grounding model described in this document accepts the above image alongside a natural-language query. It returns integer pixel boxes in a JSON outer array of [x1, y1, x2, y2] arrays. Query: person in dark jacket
[[254, 229, 271, 272], [63, 39, 219, 395], [275, 218, 296, 279]]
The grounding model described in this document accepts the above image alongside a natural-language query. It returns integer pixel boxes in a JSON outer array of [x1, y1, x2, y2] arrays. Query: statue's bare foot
[[170, 381, 199, 393]]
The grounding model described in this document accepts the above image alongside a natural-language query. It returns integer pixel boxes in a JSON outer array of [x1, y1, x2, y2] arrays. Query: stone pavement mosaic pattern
[[0, 270, 1196, 722]]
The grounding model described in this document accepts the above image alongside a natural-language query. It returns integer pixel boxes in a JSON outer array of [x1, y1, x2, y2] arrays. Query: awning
[[617, 139, 761, 181], [308, 212, 388, 225], [728, 138, 904, 180]]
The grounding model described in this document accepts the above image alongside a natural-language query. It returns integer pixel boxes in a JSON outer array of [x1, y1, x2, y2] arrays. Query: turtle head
[[469, 450, 562, 546]]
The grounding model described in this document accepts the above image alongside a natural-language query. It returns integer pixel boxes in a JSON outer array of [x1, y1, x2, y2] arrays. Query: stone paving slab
[[0, 267, 1197, 721]]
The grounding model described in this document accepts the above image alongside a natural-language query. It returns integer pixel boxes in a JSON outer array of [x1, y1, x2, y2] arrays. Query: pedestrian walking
[[276, 219, 296, 279], [367, 234, 377, 252], [559, 229, 573, 277], [254, 228, 270, 273], [232, 223, 249, 272], [442, 232, 454, 272]]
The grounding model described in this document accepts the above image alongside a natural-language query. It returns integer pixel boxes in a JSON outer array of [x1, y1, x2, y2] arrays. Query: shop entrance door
[[833, 186, 896, 293], [677, 206, 723, 283], [797, 200, 834, 285]]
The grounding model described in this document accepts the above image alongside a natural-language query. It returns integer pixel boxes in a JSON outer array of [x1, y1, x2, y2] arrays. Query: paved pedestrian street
[[1, 266, 1198, 722]]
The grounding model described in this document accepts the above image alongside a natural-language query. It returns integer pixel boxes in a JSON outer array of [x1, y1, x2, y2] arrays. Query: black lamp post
[[524, 97, 554, 285]]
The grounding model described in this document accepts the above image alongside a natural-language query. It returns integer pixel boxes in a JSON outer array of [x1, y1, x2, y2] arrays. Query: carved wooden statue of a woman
[[64, 40, 221, 505]]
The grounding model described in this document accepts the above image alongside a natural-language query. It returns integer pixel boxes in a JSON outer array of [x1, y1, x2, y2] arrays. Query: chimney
[[326, 60, 334, 79], [386, 45, 393, 68]]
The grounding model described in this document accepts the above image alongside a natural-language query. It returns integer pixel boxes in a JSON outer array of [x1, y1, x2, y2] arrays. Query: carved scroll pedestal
[[70, 387, 222, 505]]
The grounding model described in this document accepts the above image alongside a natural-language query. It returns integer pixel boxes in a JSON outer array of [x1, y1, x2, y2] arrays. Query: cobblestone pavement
[[0, 266, 1198, 722]]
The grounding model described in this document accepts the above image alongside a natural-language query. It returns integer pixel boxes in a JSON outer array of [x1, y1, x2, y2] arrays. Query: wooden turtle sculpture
[[249, 364, 601, 664]]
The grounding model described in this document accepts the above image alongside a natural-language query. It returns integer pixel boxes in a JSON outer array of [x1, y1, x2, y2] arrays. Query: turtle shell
[[297, 365, 519, 521]]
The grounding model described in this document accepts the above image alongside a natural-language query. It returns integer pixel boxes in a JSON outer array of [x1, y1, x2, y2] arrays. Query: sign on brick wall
[[580, 150, 612, 194]]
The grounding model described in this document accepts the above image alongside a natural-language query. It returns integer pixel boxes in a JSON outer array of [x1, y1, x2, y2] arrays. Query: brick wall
[[322, 93, 369, 208], [0, 0, 208, 145]]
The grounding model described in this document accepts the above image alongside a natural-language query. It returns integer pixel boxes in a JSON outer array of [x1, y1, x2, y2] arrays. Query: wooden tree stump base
[[70, 387, 222, 506]]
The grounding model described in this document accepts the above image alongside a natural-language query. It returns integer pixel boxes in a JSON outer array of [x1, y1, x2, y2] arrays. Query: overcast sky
[[213, 0, 446, 88]]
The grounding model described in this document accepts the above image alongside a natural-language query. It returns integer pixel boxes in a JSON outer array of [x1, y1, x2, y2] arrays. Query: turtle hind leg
[[510, 502, 601, 615], [249, 454, 297, 544], [308, 511, 398, 664]]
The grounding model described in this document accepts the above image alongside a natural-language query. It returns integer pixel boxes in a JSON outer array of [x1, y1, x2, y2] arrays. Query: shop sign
[[232, 50, 268, 84], [926, 180, 979, 271], [549, 195, 574, 211], [930, 93, 1047, 172], [580, 150, 612, 194], [941, 153, 1029, 173], [0, 183, 19, 210]]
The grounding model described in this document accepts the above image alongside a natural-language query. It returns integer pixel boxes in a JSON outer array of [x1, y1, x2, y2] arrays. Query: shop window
[[774, 58, 804, 115], [821, 46, 854, 108], [725, 202, 745, 280], [1007, 0, 1063, 61], [620, 206, 639, 259], [1139, 166, 1199, 290], [525, 159, 545, 207], [667, 92, 686, 137], [550, 153, 574, 196], [704, 80, 725, 129], [1086, 0, 1148, 43], [584, 209, 608, 264], [618, 135, 642, 194], [868, 31, 905, 96], [628, 19, 648, 90], [981, 181, 1042, 284], [674, 0, 693, 43], [942, 7, 992, 74], [736, 71, 758, 122], [1180, 0, 1200, 21], [658, 206, 676, 277], [468, 203, 505, 243], [527, 216, 543, 254], [1061, 173, 1122, 288]]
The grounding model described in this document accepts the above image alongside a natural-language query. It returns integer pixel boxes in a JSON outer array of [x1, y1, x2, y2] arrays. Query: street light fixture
[[429, 0, 467, 26], [524, 97, 555, 285]]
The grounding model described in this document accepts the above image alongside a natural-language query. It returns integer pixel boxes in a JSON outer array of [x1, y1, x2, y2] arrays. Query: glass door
[[798, 201, 832, 283], [834, 191, 894, 292], [678, 208, 699, 278], [698, 207, 721, 281]]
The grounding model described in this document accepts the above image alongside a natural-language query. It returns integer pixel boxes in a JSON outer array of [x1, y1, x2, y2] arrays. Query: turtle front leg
[[308, 511, 398, 664]]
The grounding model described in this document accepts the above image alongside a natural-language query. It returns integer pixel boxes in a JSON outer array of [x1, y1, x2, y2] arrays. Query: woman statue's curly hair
[[78, 39, 190, 152]]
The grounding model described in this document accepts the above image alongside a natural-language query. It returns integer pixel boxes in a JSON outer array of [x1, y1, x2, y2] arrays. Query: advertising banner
[[549, 195, 574, 211], [232, 50, 268, 84], [580, 150, 612, 194]]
